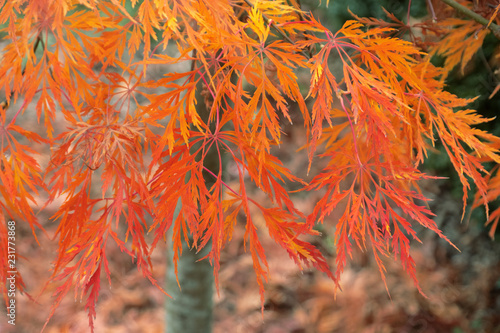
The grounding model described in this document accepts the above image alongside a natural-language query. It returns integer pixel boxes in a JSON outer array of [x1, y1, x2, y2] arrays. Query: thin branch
[[426, 0, 437, 22], [441, 0, 500, 38]]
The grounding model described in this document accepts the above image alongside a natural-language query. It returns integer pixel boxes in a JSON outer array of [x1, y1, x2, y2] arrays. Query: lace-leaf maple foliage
[[0, 0, 499, 331]]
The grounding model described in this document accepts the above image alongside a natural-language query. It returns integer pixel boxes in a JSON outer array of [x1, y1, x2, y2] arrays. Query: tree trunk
[[165, 204, 214, 333]]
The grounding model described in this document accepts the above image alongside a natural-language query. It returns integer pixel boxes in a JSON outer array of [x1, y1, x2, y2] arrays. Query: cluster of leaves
[[356, 0, 500, 237], [1, 0, 500, 331]]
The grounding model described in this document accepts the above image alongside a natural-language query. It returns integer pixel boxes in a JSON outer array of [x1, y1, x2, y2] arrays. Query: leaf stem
[[426, 0, 437, 22], [441, 0, 500, 38]]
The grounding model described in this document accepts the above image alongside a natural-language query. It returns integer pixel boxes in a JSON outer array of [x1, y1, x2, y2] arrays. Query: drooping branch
[[441, 0, 500, 38]]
